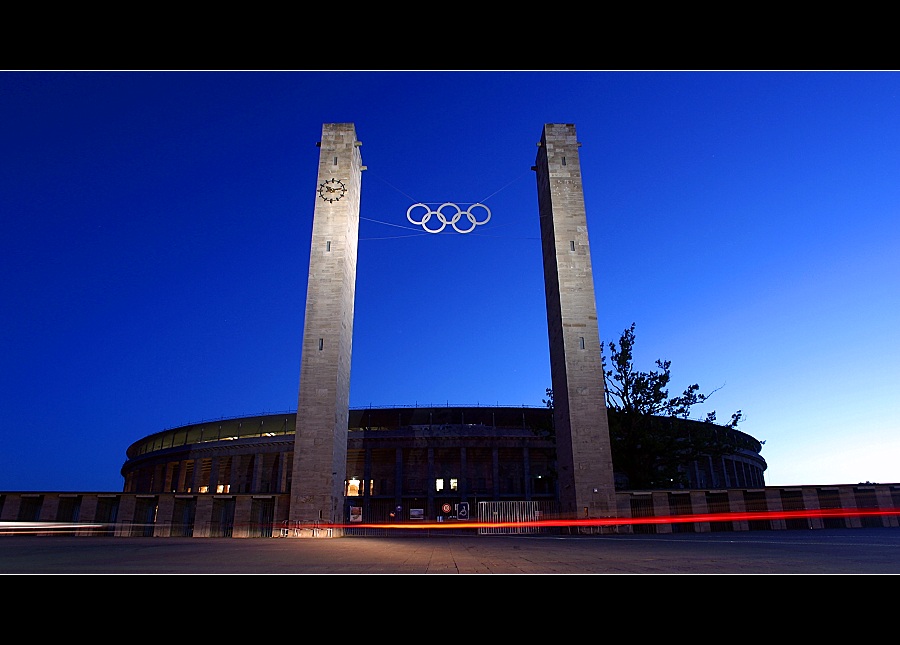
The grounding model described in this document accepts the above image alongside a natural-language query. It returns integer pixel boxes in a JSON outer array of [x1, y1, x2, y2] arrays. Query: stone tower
[[290, 123, 363, 530], [290, 122, 616, 532], [534, 123, 617, 522]]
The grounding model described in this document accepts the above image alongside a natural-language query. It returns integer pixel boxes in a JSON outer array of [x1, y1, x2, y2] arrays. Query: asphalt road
[[2, 529, 898, 574]]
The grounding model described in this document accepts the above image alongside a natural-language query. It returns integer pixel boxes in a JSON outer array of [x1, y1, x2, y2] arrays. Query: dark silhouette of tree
[[546, 322, 745, 490], [603, 322, 743, 489], [603, 322, 742, 424]]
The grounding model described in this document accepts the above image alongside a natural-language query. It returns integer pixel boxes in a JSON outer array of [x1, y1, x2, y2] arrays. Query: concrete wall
[[3, 484, 897, 537]]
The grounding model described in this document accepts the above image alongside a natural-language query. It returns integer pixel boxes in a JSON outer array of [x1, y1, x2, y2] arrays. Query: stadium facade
[[3, 406, 897, 537], [2, 123, 898, 537], [119, 406, 767, 515]]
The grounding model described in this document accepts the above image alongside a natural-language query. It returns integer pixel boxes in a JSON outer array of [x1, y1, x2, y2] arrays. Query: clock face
[[318, 178, 346, 202]]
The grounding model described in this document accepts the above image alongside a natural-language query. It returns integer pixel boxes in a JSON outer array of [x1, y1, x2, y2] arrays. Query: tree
[[603, 322, 741, 425], [545, 322, 745, 490], [602, 322, 743, 489]]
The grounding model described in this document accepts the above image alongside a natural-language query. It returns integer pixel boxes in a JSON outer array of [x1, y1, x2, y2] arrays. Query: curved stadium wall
[[7, 406, 900, 537], [121, 405, 767, 522]]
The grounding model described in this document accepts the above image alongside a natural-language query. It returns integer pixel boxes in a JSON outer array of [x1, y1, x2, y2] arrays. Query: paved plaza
[[2, 528, 899, 574]]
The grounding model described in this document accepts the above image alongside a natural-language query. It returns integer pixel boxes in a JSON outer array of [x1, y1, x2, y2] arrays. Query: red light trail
[[2, 508, 898, 535], [300, 507, 900, 531]]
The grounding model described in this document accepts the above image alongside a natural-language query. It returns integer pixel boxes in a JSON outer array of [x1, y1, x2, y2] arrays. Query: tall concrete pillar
[[534, 123, 617, 523], [291, 123, 363, 530]]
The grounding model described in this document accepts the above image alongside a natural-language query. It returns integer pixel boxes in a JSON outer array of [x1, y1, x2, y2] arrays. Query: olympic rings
[[406, 202, 491, 234]]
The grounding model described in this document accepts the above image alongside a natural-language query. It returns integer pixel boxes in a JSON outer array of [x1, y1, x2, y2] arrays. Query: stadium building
[[115, 405, 768, 530], [2, 123, 898, 537]]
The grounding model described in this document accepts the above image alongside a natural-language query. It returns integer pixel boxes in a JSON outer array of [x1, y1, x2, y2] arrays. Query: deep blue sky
[[2, 71, 898, 491]]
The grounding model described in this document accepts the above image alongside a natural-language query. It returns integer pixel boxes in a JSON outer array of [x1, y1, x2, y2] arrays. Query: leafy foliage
[[603, 322, 744, 489], [603, 323, 741, 425], [546, 322, 746, 490]]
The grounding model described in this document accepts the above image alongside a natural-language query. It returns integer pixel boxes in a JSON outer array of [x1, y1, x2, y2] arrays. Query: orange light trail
[[0, 522, 104, 535]]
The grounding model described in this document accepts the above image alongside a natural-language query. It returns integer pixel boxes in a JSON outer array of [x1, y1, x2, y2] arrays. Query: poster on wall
[[350, 506, 362, 523]]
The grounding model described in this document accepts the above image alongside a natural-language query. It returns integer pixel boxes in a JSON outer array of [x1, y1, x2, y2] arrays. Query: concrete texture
[[2, 529, 899, 574], [536, 123, 617, 518]]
